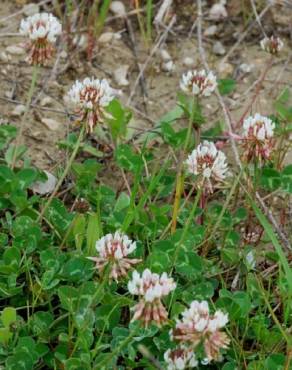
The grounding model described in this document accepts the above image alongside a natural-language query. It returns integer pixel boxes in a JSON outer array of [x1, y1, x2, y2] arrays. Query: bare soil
[[0, 0, 291, 170]]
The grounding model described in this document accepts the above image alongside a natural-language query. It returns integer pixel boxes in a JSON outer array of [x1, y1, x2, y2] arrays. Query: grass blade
[[247, 193, 292, 293]]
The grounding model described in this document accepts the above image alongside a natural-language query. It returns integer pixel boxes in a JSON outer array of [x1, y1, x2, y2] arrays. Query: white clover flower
[[180, 70, 217, 97], [164, 346, 198, 370], [185, 141, 229, 192], [66, 77, 114, 133], [128, 269, 176, 327], [242, 113, 275, 161], [172, 300, 229, 362], [19, 13, 61, 65], [87, 231, 141, 281], [260, 35, 283, 55], [207, 310, 229, 332]]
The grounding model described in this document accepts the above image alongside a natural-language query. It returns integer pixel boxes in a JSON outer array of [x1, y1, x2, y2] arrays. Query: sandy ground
[[0, 0, 291, 170]]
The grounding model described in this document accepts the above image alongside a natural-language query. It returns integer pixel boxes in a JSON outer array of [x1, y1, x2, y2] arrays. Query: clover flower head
[[164, 346, 198, 370], [66, 77, 114, 133], [87, 231, 141, 281], [128, 269, 176, 327], [242, 113, 275, 161], [260, 35, 283, 55], [19, 12, 61, 65], [172, 300, 229, 362], [185, 141, 229, 192], [180, 70, 217, 97]]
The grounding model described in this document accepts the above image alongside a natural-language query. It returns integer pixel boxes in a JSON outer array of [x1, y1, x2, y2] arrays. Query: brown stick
[[196, 0, 292, 253]]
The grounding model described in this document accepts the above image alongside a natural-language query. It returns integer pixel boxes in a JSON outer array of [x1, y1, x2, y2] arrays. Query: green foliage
[[281, 165, 292, 193], [0, 53, 290, 370], [177, 92, 205, 126], [106, 99, 132, 140], [218, 79, 237, 95], [115, 144, 143, 172], [0, 125, 17, 150], [274, 88, 292, 123]]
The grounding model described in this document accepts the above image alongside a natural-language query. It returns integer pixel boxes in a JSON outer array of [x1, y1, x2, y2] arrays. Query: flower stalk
[[38, 125, 85, 222], [171, 70, 217, 235], [10, 64, 39, 169], [171, 186, 203, 271], [170, 98, 196, 235]]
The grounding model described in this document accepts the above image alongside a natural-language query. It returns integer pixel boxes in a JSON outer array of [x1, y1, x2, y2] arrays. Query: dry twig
[[127, 15, 176, 105], [220, 3, 272, 66], [196, 0, 292, 252]]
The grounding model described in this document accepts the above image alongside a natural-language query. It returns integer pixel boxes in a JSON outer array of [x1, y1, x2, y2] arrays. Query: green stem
[[11, 65, 39, 169], [201, 171, 242, 255], [253, 158, 259, 190], [146, 0, 153, 42], [255, 274, 290, 344], [96, 187, 103, 237], [170, 168, 185, 234], [91, 302, 120, 359], [135, 0, 147, 44], [70, 264, 111, 357], [37, 126, 85, 222], [170, 99, 196, 234], [122, 159, 169, 232], [183, 108, 194, 152], [94, 0, 111, 37], [96, 324, 140, 369], [171, 187, 203, 271]]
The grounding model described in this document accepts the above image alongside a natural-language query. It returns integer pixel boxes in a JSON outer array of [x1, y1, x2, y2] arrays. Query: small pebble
[[60, 50, 67, 59], [160, 49, 171, 61], [218, 62, 234, 77], [114, 32, 122, 40], [239, 63, 254, 74], [73, 34, 87, 49], [209, 1, 228, 20], [12, 104, 26, 116], [31, 170, 57, 195], [40, 97, 53, 107], [0, 51, 10, 62], [162, 60, 175, 72], [183, 57, 195, 67], [6, 45, 25, 55], [110, 1, 126, 16], [5, 90, 13, 99], [98, 32, 114, 44], [41, 118, 61, 131], [113, 65, 129, 87], [204, 25, 217, 37], [213, 41, 226, 55]]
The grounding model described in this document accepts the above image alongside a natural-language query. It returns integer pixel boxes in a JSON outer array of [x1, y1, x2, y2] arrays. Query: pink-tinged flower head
[[185, 141, 229, 192], [242, 113, 275, 161], [260, 35, 283, 55], [87, 231, 141, 281], [19, 13, 62, 65], [128, 269, 176, 327], [172, 300, 230, 362], [164, 346, 198, 370], [66, 77, 114, 133], [180, 70, 217, 97]]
